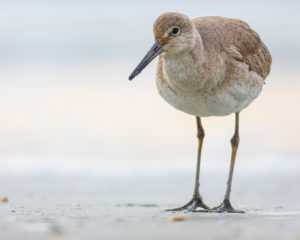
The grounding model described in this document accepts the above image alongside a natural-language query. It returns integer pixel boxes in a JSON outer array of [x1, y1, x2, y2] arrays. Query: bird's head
[[153, 12, 196, 55], [129, 12, 196, 80]]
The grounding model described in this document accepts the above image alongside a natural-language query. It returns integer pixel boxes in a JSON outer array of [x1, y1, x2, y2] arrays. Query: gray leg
[[210, 112, 244, 213], [166, 117, 209, 212]]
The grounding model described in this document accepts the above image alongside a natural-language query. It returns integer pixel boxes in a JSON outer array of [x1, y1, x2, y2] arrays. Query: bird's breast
[[156, 55, 264, 117], [160, 54, 204, 92]]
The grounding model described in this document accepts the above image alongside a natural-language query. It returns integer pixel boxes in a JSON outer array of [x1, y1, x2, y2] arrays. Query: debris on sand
[[168, 216, 187, 221], [0, 197, 8, 203]]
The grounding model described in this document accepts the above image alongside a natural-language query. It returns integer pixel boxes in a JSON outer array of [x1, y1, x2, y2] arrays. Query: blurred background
[[1, 2, 300, 238], [0, 0, 299, 176]]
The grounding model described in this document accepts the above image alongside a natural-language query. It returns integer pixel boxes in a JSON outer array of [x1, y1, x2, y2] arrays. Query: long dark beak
[[129, 40, 164, 80]]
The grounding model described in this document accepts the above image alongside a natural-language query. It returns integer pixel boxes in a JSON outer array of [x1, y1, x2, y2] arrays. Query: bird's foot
[[209, 199, 244, 213], [165, 194, 209, 212]]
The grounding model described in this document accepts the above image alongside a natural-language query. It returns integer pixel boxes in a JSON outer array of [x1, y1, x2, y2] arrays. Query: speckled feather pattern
[[154, 13, 272, 117]]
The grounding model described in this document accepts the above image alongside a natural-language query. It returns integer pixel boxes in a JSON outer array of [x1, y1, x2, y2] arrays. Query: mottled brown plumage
[[151, 12, 272, 117], [192, 16, 272, 79]]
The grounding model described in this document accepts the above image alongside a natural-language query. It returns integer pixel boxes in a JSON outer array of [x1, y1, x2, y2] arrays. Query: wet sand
[[0, 159, 300, 240]]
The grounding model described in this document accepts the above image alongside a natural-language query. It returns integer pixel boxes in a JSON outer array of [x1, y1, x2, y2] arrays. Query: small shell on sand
[[168, 216, 187, 221], [1, 197, 8, 203]]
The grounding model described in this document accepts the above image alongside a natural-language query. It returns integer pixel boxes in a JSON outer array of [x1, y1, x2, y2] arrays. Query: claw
[[209, 199, 244, 213], [166, 195, 209, 212]]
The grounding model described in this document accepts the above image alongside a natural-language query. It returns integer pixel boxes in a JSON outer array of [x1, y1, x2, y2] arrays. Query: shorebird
[[129, 12, 271, 213]]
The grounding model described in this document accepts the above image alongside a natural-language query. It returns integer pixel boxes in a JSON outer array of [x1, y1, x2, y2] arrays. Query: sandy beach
[[0, 158, 300, 240]]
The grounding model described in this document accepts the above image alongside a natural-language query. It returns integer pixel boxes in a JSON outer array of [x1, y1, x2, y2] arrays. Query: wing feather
[[193, 17, 272, 79]]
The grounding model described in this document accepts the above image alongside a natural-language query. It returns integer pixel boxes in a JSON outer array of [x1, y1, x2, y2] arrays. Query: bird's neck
[[161, 34, 216, 93]]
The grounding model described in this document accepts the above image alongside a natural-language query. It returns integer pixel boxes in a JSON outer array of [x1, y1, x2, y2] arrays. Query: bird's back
[[192, 16, 272, 79]]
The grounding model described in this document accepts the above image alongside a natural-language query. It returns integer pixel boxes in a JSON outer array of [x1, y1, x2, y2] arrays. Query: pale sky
[[0, 0, 299, 63]]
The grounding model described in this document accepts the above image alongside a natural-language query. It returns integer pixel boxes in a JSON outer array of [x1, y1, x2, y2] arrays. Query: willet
[[129, 12, 271, 213]]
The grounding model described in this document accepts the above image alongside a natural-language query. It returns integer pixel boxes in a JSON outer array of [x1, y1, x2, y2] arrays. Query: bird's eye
[[171, 27, 180, 35]]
